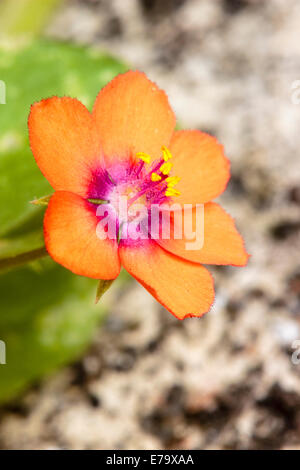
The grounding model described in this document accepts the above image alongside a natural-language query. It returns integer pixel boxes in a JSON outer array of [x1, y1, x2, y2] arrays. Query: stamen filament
[[128, 178, 166, 205], [106, 171, 117, 186], [135, 159, 145, 176]]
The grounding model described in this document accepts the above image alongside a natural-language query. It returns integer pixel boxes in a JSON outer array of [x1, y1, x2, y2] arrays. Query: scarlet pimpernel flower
[[28, 71, 249, 319]]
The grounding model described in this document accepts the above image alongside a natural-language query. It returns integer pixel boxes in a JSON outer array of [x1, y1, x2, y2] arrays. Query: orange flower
[[28, 71, 249, 319]]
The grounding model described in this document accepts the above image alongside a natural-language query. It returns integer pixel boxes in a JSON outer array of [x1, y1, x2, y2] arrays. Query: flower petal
[[119, 240, 214, 319], [44, 191, 120, 279], [169, 130, 230, 204], [157, 202, 249, 266], [92, 70, 176, 165], [29, 97, 102, 196]]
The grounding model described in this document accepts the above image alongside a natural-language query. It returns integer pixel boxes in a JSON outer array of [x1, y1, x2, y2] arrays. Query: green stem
[[0, 246, 48, 272]]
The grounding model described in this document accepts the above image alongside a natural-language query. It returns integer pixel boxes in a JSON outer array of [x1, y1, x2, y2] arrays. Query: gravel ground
[[1, 0, 300, 449]]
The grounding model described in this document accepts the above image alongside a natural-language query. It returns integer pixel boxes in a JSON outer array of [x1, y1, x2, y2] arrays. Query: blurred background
[[0, 0, 300, 450]]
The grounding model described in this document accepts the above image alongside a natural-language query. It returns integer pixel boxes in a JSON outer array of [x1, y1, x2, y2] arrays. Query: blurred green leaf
[[0, 258, 110, 404], [0, 38, 127, 237], [0, 0, 62, 36]]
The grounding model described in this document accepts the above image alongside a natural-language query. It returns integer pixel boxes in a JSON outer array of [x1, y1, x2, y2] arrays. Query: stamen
[[166, 176, 180, 187], [159, 161, 172, 175], [162, 146, 172, 162], [151, 172, 162, 182], [165, 188, 181, 197], [136, 152, 151, 164]]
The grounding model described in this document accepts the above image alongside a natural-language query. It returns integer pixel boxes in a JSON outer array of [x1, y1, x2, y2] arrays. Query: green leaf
[[0, 38, 127, 237], [0, 258, 111, 404]]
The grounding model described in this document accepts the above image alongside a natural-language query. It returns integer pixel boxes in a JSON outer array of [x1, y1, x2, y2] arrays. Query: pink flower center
[[87, 147, 181, 242]]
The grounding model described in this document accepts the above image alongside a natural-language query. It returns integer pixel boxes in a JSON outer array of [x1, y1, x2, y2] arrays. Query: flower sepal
[[30, 194, 52, 207], [95, 279, 114, 304]]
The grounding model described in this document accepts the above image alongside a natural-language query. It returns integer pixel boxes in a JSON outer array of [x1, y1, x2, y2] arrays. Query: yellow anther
[[166, 176, 180, 187], [136, 152, 151, 164], [159, 161, 173, 175], [162, 146, 173, 162], [165, 188, 181, 197], [151, 172, 162, 182]]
